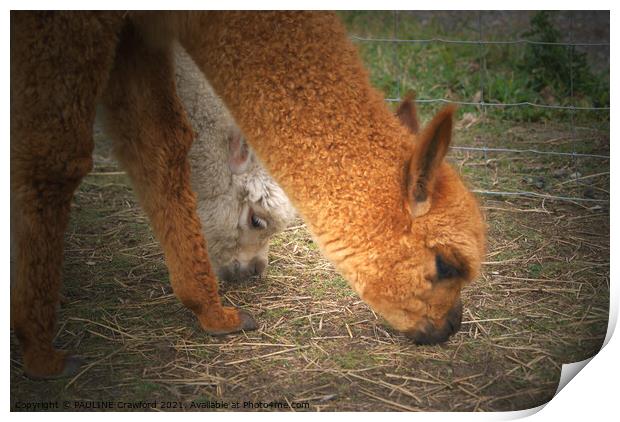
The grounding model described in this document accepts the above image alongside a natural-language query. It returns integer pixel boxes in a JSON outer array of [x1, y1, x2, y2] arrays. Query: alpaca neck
[[180, 11, 413, 262]]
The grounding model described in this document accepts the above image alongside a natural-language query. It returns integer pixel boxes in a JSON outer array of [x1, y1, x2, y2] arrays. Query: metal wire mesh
[[350, 11, 610, 204]]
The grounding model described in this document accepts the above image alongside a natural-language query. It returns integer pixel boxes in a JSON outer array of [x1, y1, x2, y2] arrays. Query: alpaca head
[[215, 130, 296, 282], [339, 99, 486, 344]]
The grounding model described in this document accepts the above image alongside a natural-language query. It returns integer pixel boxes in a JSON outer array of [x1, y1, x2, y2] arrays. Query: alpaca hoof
[[238, 309, 259, 331], [202, 308, 258, 336], [24, 355, 84, 380], [61, 355, 84, 377]]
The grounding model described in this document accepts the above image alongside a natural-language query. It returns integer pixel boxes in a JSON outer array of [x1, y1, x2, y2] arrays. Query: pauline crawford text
[[13, 400, 311, 410]]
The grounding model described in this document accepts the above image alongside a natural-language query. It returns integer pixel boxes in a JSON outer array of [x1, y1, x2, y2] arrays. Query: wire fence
[[349, 11, 610, 204]]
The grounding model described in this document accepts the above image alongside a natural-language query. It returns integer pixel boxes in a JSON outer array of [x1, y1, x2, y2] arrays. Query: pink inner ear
[[228, 129, 251, 174]]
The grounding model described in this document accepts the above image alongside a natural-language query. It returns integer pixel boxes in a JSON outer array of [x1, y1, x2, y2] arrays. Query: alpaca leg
[[10, 11, 122, 378], [11, 164, 88, 379], [101, 25, 256, 334]]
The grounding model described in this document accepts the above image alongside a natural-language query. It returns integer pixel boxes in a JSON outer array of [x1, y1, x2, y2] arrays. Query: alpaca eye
[[251, 214, 267, 229], [435, 255, 461, 281]]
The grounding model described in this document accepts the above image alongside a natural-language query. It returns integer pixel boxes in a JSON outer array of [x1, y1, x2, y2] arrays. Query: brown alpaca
[[11, 11, 486, 379]]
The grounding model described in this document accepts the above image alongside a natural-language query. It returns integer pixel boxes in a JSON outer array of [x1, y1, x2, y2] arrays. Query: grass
[[10, 11, 609, 412], [342, 11, 609, 123]]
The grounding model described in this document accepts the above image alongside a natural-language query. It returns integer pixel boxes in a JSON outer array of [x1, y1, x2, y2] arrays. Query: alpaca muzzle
[[217, 257, 267, 282], [405, 300, 463, 345]]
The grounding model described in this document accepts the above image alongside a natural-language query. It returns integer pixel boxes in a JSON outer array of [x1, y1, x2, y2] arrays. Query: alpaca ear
[[396, 93, 420, 135], [405, 105, 455, 218], [228, 127, 252, 174]]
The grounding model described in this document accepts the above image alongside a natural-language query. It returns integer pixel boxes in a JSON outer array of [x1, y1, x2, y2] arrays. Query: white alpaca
[[175, 47, 296, 282]]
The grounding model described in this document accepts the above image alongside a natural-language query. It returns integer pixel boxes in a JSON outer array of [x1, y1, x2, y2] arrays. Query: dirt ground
[[10, 113, 609, 412], [10, 11, 609, 412]]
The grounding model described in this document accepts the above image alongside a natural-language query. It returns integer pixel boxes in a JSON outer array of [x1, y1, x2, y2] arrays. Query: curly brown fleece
[[11, 11, 485, 379], [180, 12, 485, 336]]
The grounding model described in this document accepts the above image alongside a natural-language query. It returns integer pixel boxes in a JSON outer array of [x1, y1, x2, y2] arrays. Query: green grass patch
[[341, 11, 608, 124]]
